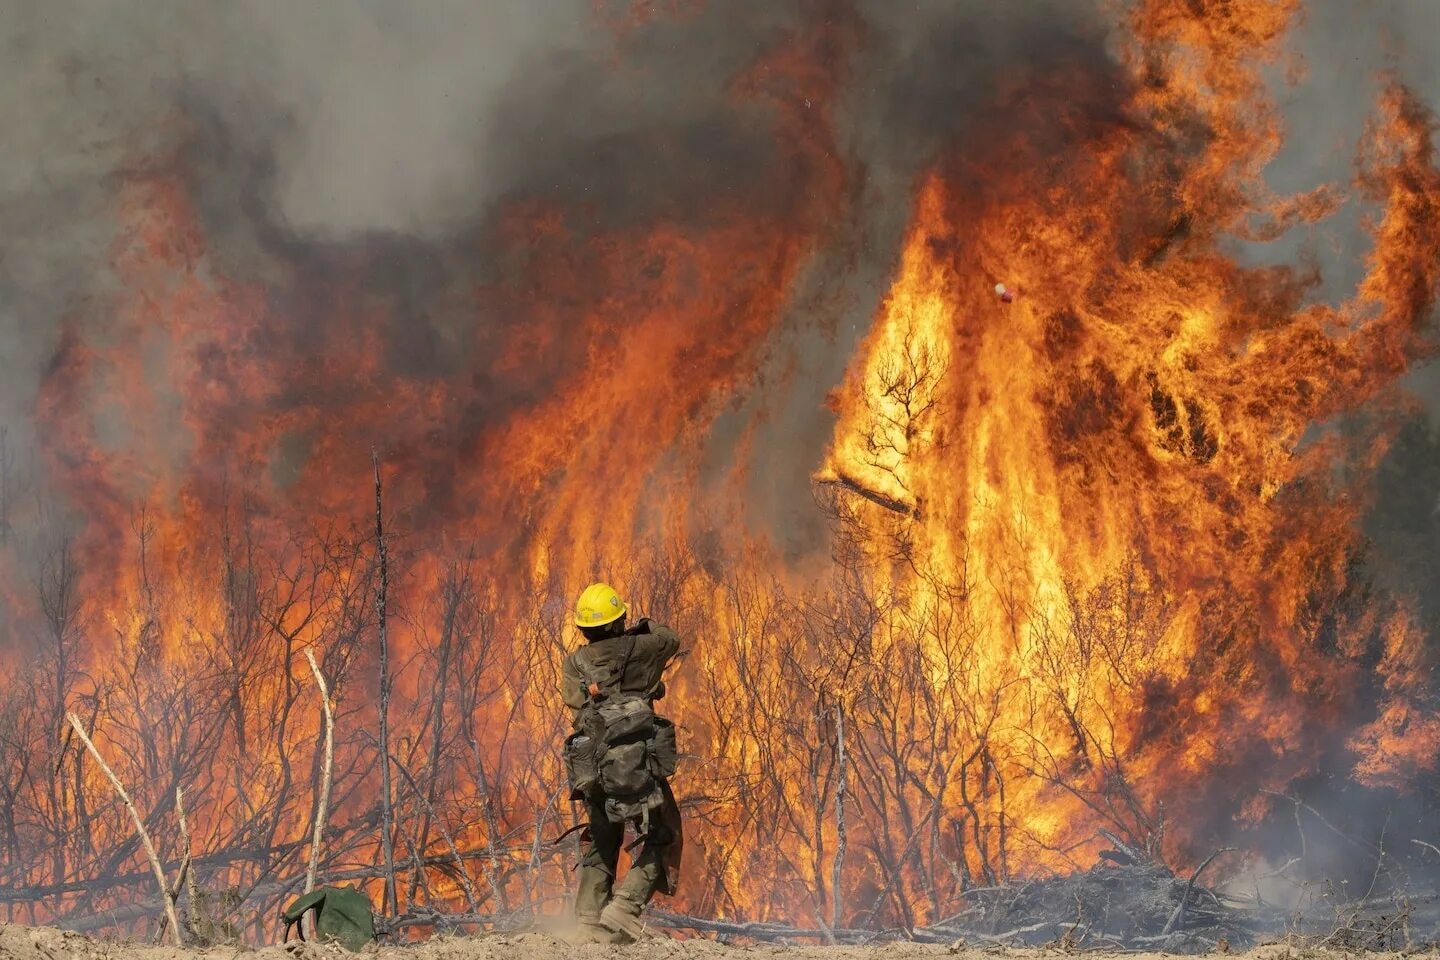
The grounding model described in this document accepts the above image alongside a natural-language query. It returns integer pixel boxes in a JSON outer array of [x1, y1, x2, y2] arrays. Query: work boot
[[598, 897, 645, 943], [571, 920, 625, 945]]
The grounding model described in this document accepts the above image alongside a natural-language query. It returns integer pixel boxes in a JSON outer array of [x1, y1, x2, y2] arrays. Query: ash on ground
[[921, 862, 1437, 954]]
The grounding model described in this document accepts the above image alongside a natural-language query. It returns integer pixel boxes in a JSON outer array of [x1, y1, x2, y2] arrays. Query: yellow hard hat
[[574, 582, 627, 628]]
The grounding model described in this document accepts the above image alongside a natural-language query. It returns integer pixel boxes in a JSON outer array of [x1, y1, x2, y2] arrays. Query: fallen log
[[1098, 829, 1149, 866]]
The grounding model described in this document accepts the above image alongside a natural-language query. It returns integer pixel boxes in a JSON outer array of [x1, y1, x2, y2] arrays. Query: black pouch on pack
[[563, 731, 601, 798], [599, 739, 654, 796], [650, 716, 678, 778]]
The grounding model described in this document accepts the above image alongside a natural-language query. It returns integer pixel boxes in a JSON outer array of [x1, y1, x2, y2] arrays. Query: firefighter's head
[[574, 582, 627, 642]]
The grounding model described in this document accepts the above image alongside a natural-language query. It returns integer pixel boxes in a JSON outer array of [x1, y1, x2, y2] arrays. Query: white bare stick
[[832, 703, 848, 932], [304, 648, 335, 896], [175, 787, 201, 941], [65, 712, 183, 945]]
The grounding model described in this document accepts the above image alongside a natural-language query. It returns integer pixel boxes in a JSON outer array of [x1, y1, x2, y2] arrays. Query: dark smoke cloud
[[0, 0, 835, 536]]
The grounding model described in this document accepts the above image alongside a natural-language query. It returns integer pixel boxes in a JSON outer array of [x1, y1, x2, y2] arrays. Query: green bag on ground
[[281, 885, 376, 951]]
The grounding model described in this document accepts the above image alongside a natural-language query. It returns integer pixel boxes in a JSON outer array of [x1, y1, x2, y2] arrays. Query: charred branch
[[388, 751, 480, 914], [1162, 847, 1234, 936], [373, 449, 398, 917], [815, 473, 920, 519]]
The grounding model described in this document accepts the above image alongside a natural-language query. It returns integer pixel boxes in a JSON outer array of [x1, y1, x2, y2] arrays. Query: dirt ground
[[1, 924, 1431, 960]]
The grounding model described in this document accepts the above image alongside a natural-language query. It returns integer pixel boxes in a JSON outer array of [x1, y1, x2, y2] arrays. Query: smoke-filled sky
[[2, 0, 1438, 524]]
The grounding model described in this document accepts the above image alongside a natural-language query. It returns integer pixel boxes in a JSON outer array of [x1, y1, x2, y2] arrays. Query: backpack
[[280, 885, 375, 951], [563, 636, 678, 822]]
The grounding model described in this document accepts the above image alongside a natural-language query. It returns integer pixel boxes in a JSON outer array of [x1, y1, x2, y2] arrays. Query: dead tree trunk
[[175, 787, 201, 942], [413, 567, 464, 903], [374, 449, 398, 917]]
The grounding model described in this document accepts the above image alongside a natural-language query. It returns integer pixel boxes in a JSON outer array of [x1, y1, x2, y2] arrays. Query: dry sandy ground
[[1, 925, 1432, 960]]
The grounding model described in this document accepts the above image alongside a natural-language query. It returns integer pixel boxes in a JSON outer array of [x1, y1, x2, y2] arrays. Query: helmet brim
[[574, 603, 627, 629]]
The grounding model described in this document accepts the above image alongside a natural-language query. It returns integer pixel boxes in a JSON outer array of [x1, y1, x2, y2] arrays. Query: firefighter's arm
[[648, 622, 682, 665], [560, 654, 588, 711]]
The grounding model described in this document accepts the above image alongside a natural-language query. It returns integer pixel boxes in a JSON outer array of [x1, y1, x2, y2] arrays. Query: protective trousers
[[574, 783, 682, 925]]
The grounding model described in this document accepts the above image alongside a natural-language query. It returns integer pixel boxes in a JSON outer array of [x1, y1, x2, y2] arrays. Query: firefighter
[[562, 582, 683, 943]]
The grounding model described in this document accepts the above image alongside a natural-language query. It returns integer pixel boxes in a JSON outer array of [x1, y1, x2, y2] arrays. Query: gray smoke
[[1255, 0, 1440, 319], [1306, 0, 1440, 414], [0, 0, 591, 453]]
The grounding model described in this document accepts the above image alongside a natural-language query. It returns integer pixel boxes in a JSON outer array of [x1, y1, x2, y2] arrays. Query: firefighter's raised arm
[[648, 621, 681, 665]]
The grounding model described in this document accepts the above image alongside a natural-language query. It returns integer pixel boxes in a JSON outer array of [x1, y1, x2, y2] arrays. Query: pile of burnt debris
[[389, 831, 1440, 952], [937, 861, 1248, 951], [647, 857, 1258, 952], [936, 854, 1440, 953], [640, 835, 1438, 952]]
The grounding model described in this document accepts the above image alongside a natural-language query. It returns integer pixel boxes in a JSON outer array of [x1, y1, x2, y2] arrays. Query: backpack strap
[[550, 822, 589, 846], [583, 635, 638, 700], [282, 904, 317, 943], [625, 807, 650, 851], [613, 635, 638, 692]]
